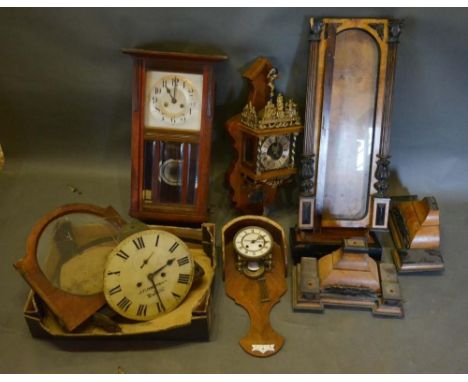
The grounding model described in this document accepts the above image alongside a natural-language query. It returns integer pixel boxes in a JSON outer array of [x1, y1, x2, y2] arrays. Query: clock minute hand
[[166, 86, 176, 103], [147, 274, 165, 311]]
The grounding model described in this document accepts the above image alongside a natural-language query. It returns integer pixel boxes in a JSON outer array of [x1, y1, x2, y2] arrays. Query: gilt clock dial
[[103, 229, 195, 321], [145, 71, 203, 131], [233, 226, 273, 260], [259, 135, 291, 171]]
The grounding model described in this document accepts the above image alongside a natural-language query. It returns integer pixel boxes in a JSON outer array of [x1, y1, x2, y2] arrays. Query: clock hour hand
[[147, 258, 176, 279]]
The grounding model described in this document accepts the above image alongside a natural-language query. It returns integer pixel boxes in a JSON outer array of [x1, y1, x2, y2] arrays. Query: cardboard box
[[22, 223, 216, 341]]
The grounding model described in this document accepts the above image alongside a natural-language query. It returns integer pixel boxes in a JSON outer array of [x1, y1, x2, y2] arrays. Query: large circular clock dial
[[149, 75, 198, 125], [103, 230, 194, 321], [233, 226, 273, 260], [259, 135, 291, 170]]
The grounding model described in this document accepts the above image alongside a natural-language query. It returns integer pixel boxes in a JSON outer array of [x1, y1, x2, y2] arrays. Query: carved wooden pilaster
[[374, 154, 391, 197], [299, 18, 323, 197], [374, 19, 404, 197], [300, 154, 315, 195]]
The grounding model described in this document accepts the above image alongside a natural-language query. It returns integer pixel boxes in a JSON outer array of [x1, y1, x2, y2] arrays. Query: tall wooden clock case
[[124, 49, 227, 224]]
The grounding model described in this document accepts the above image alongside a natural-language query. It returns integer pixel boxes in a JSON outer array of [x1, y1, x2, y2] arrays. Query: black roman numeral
[[155, 234, 160, 247], [108, 285, 122, 295], [133, 236, 145, 250], [137, 304, 148, 317], [156, 302, 166, 313], [178, 273, 190, 284], [169, 242, 179, 253], [172, 292, 181, 299], [116, 250, 129, 260], [177, 256, 189, 266], [117, 297, 132, 312], [107, 271, 121, 276]]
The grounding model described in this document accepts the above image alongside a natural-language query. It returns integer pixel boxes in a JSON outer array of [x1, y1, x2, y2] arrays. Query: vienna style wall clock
[[124, 49, 227, 224]]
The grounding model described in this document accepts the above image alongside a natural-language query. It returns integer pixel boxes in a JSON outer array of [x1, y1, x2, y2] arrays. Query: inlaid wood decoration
[[124, 49, 227, 224]]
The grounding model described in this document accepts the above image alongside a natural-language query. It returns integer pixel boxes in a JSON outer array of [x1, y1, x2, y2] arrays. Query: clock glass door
[[316, 28, 380, 225], [143, 140, 199, 206]]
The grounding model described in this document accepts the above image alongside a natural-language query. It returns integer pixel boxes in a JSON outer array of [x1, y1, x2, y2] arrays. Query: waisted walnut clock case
[[124, 49, 227, 224]]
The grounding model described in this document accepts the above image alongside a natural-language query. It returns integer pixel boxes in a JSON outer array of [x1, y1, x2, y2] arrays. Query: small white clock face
[[233, 226, 273, 260], [145, 71, 203, 131], [259, 135, 291, 171], [103, 230, 194, 321]]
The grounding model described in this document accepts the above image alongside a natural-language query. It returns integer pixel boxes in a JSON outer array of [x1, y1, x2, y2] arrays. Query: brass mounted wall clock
[[226, 57, 303, 214], [124, 49, 227, 224]]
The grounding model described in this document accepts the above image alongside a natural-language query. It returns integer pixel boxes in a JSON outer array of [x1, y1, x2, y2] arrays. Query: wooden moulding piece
[[389, 196, 444, 273], [222, 215, 287, 357], [14, 204, 127, 332]]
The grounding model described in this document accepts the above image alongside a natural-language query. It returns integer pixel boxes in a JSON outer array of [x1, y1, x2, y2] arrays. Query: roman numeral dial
[[103, 229, 195, 322]]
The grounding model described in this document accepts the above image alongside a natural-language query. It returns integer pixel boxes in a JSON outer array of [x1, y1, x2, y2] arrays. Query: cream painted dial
[[259, 135, 291, 171], [233, 226, 273, 260], [103, 230, 194, 321], [145, 71, 203, 131]]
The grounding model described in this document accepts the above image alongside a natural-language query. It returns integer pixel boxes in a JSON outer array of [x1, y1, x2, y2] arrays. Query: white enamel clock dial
[[233, 226, 273, 260], [103, 230, 194, 321], [259, 135, 291, 171], [145, 71, 203, 131]]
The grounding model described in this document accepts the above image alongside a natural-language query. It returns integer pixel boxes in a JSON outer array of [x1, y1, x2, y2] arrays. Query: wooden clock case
[[290, 18, 404, 317], [222, 215, 287, 357], [225, 57, 302, 214], [124, 49, 227, 225]]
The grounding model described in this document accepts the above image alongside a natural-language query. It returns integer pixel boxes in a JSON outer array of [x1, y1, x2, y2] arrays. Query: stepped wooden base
[[292, 259, 403, 318]]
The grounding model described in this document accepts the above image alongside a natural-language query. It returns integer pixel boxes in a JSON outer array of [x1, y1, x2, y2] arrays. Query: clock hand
[[147, 258, 176, 279], [166, 86, 176, 103], [147, 273, 165, 311], [140, 252, 154, 269], [172, 78, 178, 104]]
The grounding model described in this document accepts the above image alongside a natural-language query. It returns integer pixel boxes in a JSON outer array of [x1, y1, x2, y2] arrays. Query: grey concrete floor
[[1, 156, 467, 373]]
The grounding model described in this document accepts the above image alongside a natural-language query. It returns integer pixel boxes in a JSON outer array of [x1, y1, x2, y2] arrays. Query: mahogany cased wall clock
[[123, 49, 227, 224]]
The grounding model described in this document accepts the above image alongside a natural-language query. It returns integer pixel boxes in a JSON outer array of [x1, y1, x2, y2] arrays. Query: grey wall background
[[1, 8, 468, 373], [1, 8, 468, 202]]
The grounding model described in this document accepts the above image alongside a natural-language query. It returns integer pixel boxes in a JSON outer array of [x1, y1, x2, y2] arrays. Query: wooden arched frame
[[299, 17, 402, 230], [15, 204, 127, 332]]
